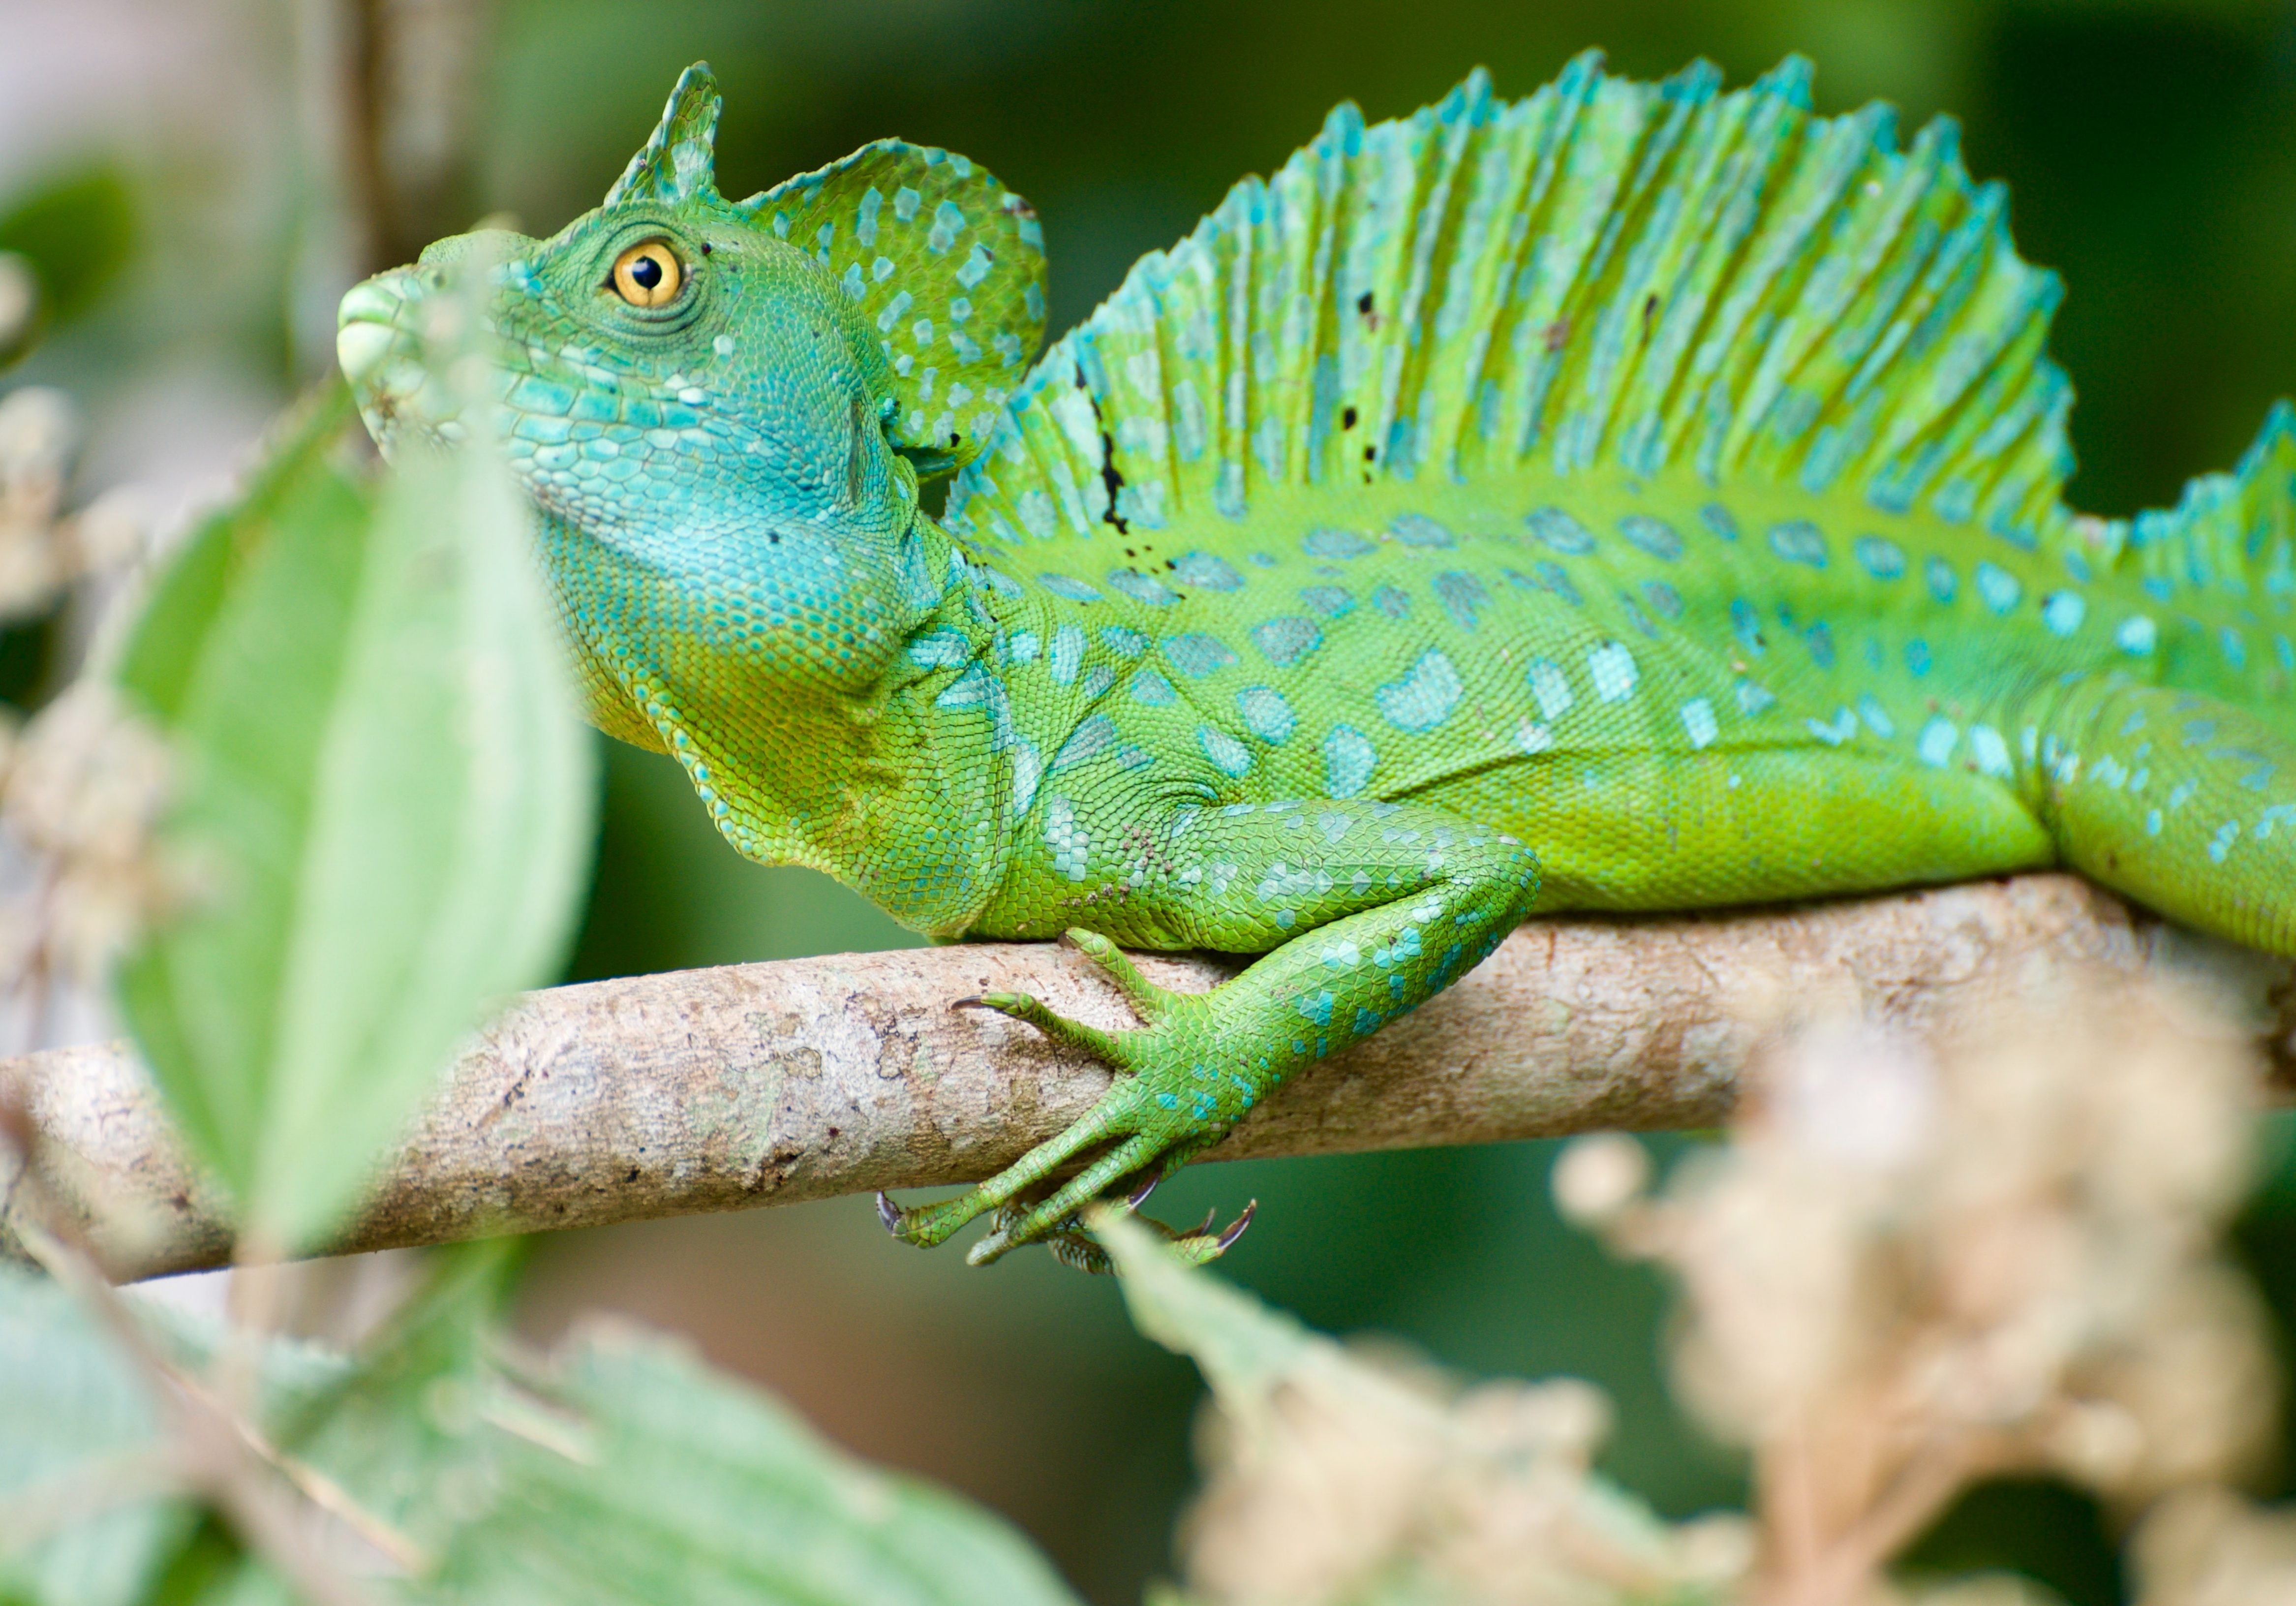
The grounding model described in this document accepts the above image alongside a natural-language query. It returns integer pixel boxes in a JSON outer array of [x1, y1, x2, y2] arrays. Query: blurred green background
[[11, 0, 2296, 1601]]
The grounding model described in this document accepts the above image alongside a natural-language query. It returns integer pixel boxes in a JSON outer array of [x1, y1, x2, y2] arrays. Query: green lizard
[[337, 56, 2296, 1269]]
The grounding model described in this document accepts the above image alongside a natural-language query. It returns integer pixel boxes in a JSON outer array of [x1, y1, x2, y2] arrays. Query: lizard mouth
[[336, 268, 470, 458]]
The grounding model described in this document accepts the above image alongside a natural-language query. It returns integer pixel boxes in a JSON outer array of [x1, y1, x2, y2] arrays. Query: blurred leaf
[[115, 385, 362, 723], [1092, 1207, 1320, 1403], [426, 1323, 1086, 1606], [0, 1265, 349, 1606], [268, 1238, 526, 1554], [0, 1264, 196, 1606], [0, 168, 136, 328], [115, 380, 598, 1249], [4, 1246, 1081, 1606]]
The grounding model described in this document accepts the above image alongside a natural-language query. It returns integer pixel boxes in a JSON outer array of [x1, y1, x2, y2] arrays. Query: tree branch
[[4, 875, 2290, 1282]]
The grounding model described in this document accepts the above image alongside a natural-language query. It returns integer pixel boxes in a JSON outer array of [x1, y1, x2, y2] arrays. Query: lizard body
[[338, 57, 2296, 1266]]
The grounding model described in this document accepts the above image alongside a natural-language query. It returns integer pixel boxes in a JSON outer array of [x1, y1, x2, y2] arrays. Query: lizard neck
[[540, 504, 1010, 929]]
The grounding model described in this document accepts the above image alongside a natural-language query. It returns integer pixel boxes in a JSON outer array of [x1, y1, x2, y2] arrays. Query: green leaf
[[1088, 1207, 1321, 1402], [0, 1265, 195, 1606], [3, 1248, 1081, 1606], [115, 385, 598, 1249], [426, 1324, 1085, 1606]]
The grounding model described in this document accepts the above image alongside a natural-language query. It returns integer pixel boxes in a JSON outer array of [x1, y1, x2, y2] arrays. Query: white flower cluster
[[0, 680, 178, 990], [0, 270, 172, 1024], [1560, 976, 2286, 1606], [0, 383, 148, 623], [1175, 1333, 1751, 1606]]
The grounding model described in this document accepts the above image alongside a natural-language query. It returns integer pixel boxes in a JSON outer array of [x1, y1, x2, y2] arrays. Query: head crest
[[604, 63, 724, 208], [735, 140, 1048, 475]]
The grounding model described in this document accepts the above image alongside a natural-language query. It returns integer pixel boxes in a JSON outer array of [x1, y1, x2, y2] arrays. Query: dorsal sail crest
[[948, 53, 2080, 556]]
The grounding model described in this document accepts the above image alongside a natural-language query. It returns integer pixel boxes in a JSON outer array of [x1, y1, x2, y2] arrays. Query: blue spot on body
[[1372, 585, 1411, 619], [1173, 552, 1244, 590], [1098, 626, 1148, 658], [1527, 507, 1597, 554], [1300, 585, 1354, 618], [1251, 616, 1322, 667], [1925, 558, 1958, 604], [1854, 535, 1907, 580], [1699, 503, 1740, 542], [1905, 640, 1932, 677], [1324, 726, 1376, 797], [1375, 649, 1463, 733], [1974, 561, 2021, 614], [2117, 615, 2157, 655], [1806, 708, 1859, 745], [1433, 571, 1489, 631], [1857, 694, 1895, 739], [1680, 697, 1718, 749], [1587, 642, 1638, 702], [1643, 580, 1684, 619], [1108, 568, 1180, 606], [1129, 667, 1177, 706], [1730, 598, 1766, 654], [1199, 725, 1253, 777], [1969, 725, 2012, 778], [1806, 622, 1836, 670], [1164, 633, 1239, 678], [907, 627, 971, 669], [1049, 624, 1085, 684], [1767, 521, 1828, 568], [1237, 686, 1296, 744], [1917, 717, 1958, 767], [1303, 528, 1376, 559], [1040, 574, 1101, 603], [1392, 513, 1456, 548], [1052, 715, 1116, 771], [1527, 659, 1573, 720], [1532, 562, 1581, 606], [2041, 591, 2086, 637], [1617, 514, 1683, 561]]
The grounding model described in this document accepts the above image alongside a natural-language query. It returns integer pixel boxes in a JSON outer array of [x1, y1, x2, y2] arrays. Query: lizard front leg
[[881, 799, 1541, 1265]]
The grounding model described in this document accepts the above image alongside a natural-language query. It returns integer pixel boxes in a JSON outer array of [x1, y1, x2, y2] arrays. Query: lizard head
[[334, 62, 1046, 611]]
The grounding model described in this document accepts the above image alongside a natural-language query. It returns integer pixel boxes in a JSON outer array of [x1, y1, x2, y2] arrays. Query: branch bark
[[4, 874, 2290, 1283]]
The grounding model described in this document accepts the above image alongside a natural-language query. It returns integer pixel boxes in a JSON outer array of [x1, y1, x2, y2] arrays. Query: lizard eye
[[610, 241, 683, 308]]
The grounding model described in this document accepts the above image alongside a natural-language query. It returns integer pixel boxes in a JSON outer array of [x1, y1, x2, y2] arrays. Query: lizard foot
[[876, 929, 1262, 1266], [1011, 1198, 1257, 1275]]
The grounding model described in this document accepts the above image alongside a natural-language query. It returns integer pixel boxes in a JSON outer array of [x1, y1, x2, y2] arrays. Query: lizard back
[[929, 57, 2296, 929]]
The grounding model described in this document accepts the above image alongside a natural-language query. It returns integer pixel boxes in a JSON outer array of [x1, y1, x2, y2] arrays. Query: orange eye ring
[[611, 240, 683, 308]]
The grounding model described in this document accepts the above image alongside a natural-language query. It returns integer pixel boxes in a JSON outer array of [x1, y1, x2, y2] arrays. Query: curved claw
[[1163, 1199, 1256, 1266], [1216, 1199, 1258, 1253], [875, 1190, 904, 1235]]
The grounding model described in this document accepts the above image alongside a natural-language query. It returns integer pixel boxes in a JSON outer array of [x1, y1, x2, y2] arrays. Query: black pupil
[[629, 254, 663, 291]]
